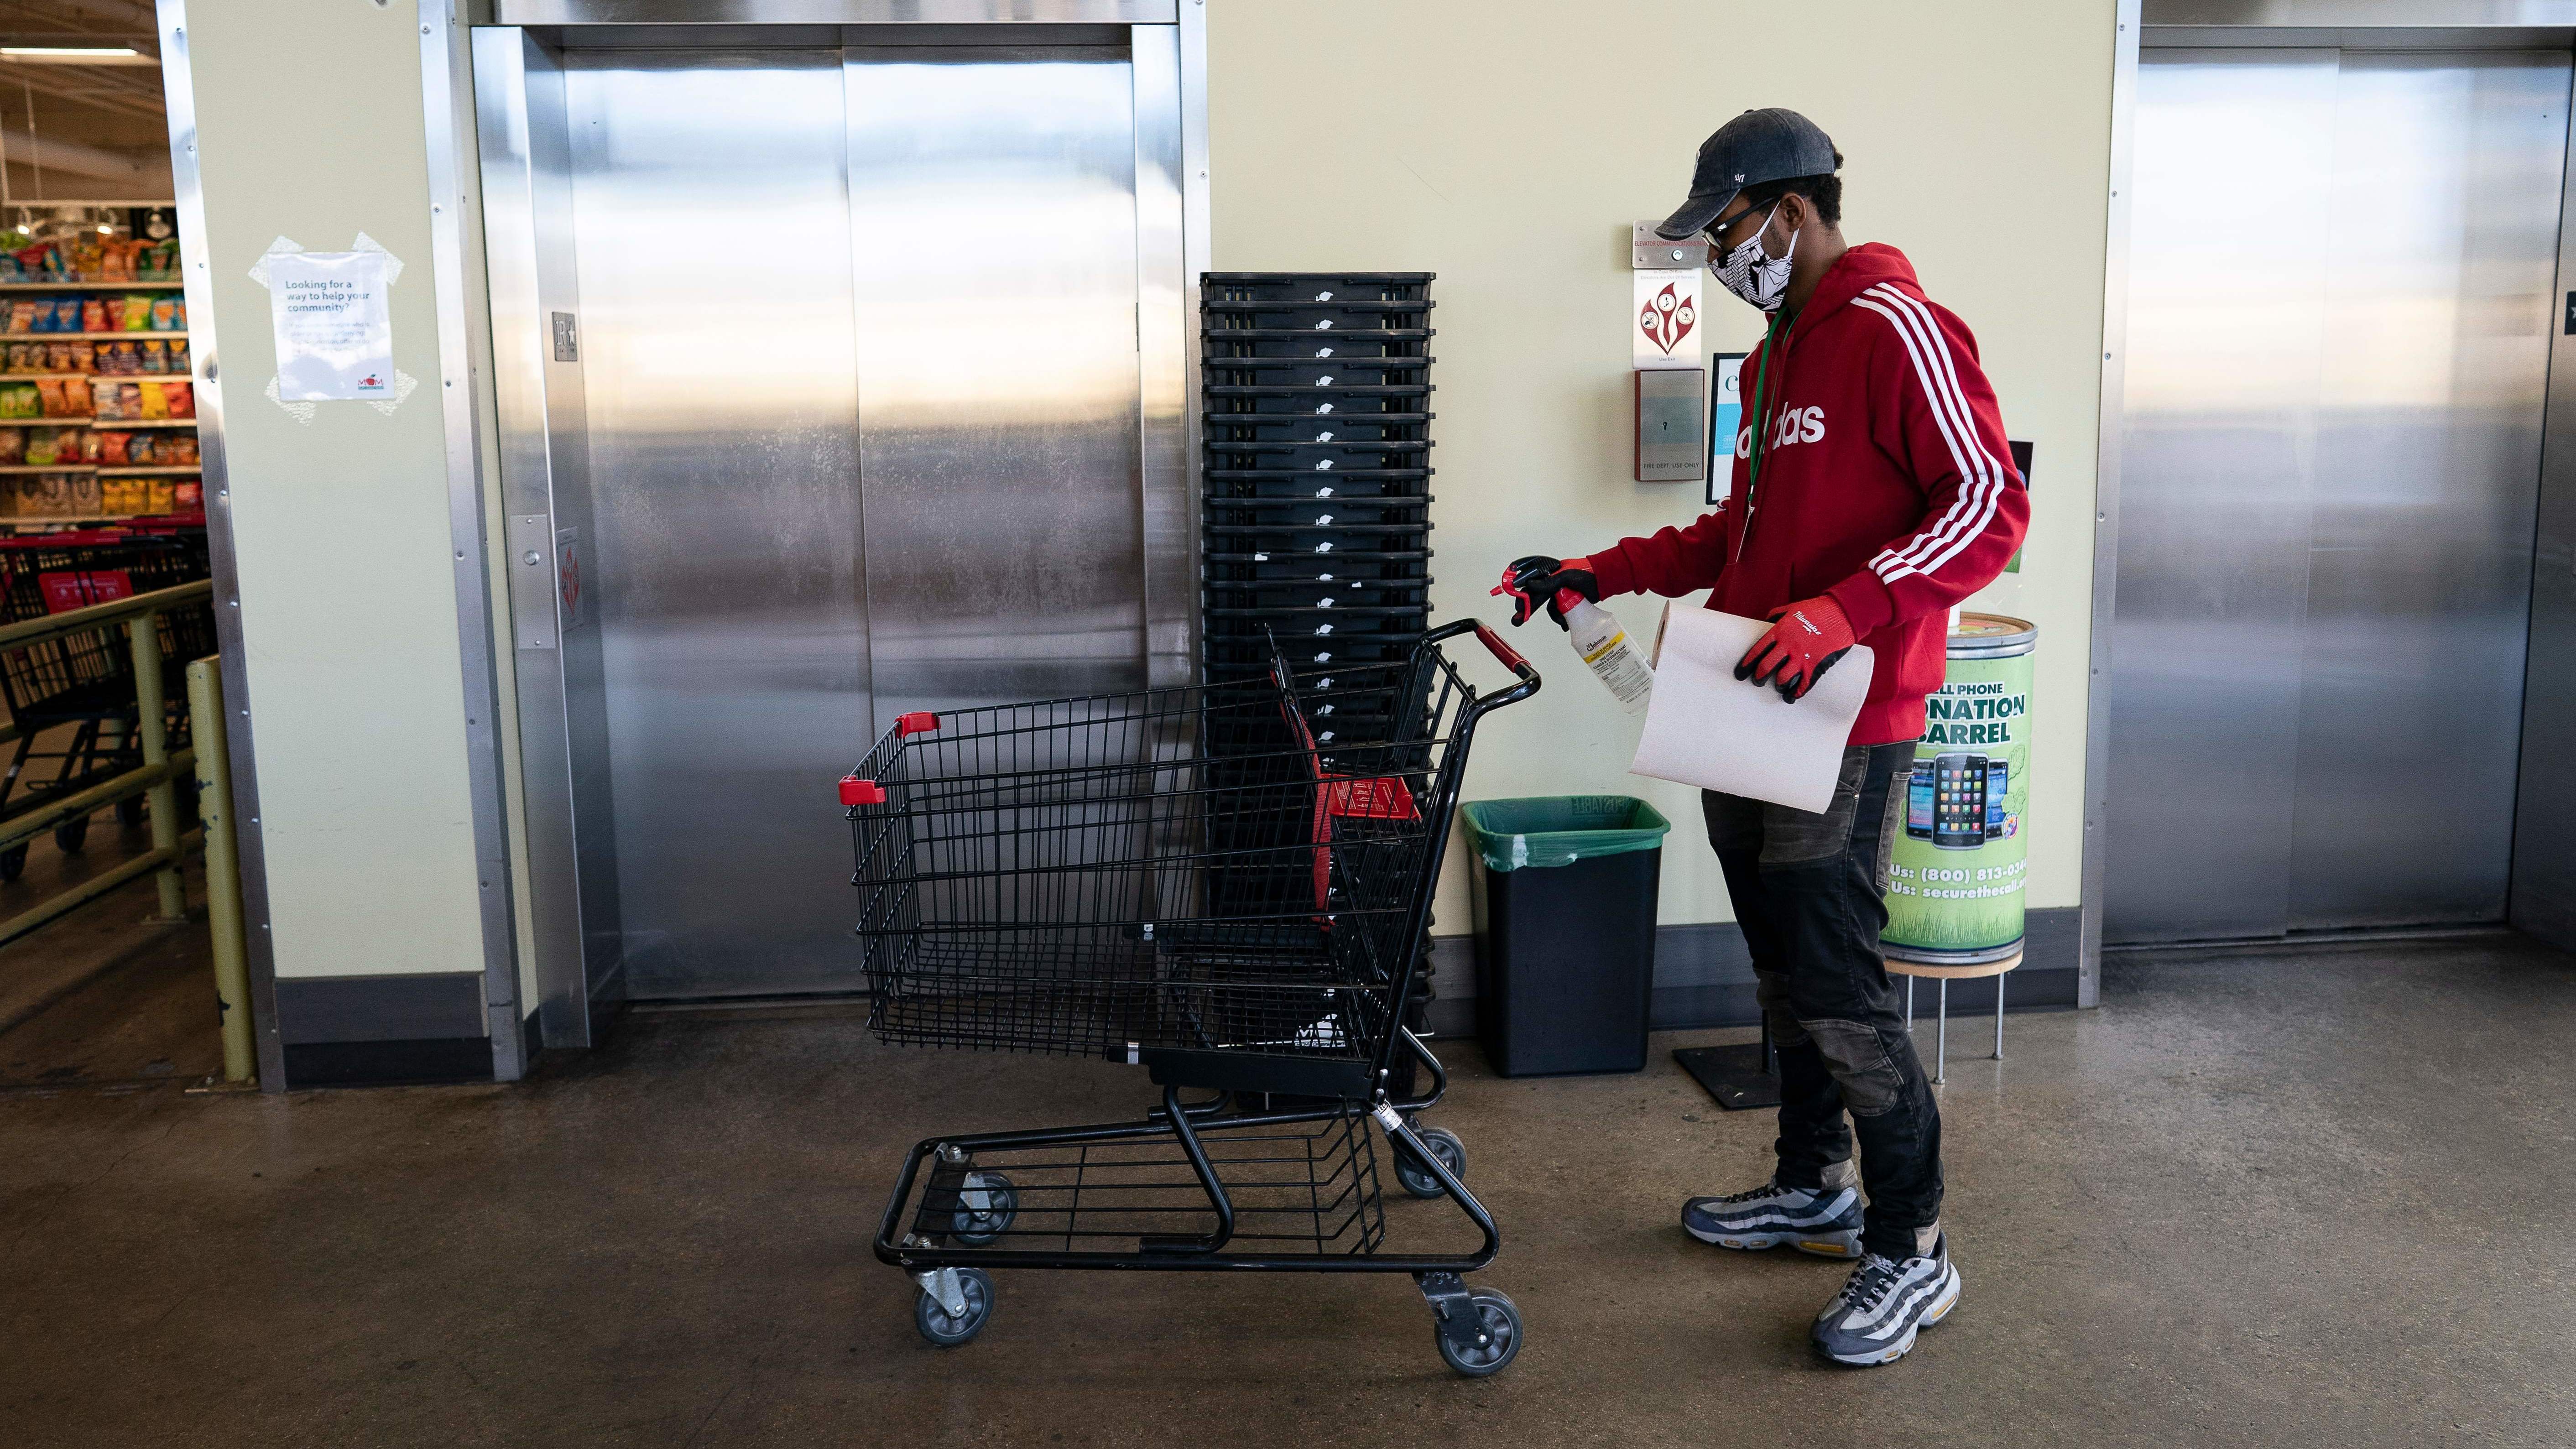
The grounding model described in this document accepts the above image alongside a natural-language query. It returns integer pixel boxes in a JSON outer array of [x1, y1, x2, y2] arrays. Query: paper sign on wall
[[267, 250, 393, 401]]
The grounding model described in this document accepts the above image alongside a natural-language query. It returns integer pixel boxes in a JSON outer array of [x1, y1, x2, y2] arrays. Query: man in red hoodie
[[1507, 109, 2027, 1366]]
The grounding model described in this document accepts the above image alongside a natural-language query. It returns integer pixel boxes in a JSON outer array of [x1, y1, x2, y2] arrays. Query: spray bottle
[[1493, 569, 1653, 714]]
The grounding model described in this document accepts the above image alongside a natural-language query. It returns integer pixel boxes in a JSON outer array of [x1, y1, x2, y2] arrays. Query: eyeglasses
[[1704, 201, 1775, 250]]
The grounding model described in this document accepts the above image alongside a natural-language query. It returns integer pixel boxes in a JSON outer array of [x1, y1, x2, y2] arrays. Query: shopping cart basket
[[0, 532, 212, 878], [845, 618, 1539, 1375]]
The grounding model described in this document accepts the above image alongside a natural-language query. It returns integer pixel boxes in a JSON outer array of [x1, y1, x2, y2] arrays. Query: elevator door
[[563, 45, 1146, 997], [2107, 48, 2568, 943]]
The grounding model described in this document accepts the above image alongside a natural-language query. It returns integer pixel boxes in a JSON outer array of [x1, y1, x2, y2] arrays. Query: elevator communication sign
[[267, 250, 394, 401]]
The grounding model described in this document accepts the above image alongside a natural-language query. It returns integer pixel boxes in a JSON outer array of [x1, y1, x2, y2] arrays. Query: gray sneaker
[[1810, 1235, 1961, 1366], [1680, 1180, 1865, 1258]]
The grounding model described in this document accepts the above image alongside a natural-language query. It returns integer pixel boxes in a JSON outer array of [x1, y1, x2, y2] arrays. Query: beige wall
[[1207, 0, 2117, 928], [183, 0, 496, 982]]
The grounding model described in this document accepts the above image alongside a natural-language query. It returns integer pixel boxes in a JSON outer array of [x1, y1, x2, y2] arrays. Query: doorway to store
[[475, 23, 1194, 1038], [2105, 42, 2568, 944]]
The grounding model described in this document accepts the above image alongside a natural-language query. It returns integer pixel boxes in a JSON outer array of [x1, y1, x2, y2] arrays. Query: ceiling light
[[0, 47, 153, 66]]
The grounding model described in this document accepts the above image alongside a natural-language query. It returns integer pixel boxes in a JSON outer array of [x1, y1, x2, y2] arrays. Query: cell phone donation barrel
[[1881, 613, 2034, 1078], [1882, 613, 2036, 969]]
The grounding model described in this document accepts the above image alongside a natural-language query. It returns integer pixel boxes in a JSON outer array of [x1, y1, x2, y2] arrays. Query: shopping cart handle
[[840, 776, 886, 807], [1472, 622, 1531, 677]]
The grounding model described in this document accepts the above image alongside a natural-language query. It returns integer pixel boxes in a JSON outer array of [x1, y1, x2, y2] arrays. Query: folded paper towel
[[1629, 604, 1875, 813]]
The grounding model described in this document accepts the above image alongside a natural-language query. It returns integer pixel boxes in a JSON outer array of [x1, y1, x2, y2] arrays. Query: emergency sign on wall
[[1631, 222, 1707, 485]]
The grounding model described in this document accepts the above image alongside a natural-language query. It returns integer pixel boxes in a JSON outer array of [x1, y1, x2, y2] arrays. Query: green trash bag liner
[[1460, 796, 1672, 871]]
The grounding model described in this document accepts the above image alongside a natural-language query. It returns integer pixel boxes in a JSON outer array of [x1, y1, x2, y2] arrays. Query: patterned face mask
[[1710, 201, 1797, 313]]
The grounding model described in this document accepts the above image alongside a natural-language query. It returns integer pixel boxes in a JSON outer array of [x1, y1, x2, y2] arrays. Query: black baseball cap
[[1653, 108, 1840, 241]]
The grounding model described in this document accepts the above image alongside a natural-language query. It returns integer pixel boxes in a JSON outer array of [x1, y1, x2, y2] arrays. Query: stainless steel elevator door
[[845, 47, 1146, 728], [2108, 48, 2568, 943], [566, 50, 872, 996]]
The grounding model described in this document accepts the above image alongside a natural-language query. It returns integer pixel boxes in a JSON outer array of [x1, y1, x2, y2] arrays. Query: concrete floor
[[3, 935, 2574, 1448]]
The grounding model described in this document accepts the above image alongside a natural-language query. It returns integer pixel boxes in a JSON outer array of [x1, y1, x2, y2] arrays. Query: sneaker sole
[[1683, 1222, 1864, 1258], [1816, 1266, 1961, 1367]]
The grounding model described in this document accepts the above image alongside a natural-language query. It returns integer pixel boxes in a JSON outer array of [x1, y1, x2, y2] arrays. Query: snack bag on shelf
[[5, 342, 30, 373], [81, 297, 108, 334], [130, 434, 158, 465], [174, 480, 201, 510], [98, 431, 128, 465], [169, 433, 198, 465], [44, 341, 69, 373], [144, 236, 179, 280], [70, 475, 101, 516], [120, 296, 152, 331], [138, 382, 168, 420], [172, 340, 191, 374], [80, 428, 102, 464], [99, 477, 130, 515], [25, 428, 57, 466], [150, 297, 178, 331], [6, 301, 32, 334], [140, 339, 167, 374], [37, 475, 71, 517], [162, 382, 191, 418], [35, 380, 68, 417], [69, 342, 93, 374], [116, 382, 142, 419], [68, 235, 103, 281], [146, 479, 175, 513], [101, 241, 130, 283], [172, 297, 186, 329], [0, 428, 21, 465]]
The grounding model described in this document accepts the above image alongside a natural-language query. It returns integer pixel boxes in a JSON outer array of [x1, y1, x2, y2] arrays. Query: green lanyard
[[1741, 308, 1788, 502]]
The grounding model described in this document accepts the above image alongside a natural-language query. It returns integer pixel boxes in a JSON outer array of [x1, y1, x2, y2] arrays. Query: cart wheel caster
[[115, 796, 146, 827], [0, 843, 25, 882], [1394, 1126, 1465, 1199], [950, 1171, 1017, 1247], [913, 1267, 995, 1348], [1433, 1287, 1522, 1378], [52, 816, 87, 854]]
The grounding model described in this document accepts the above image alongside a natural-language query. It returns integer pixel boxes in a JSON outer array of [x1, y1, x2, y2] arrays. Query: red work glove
[[1493, 555, 1599, 628], [1735, 595, 1856, 703]]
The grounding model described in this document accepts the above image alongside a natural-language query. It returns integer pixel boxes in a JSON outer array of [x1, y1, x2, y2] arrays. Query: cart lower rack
[[845, 619, 1538, 1375]]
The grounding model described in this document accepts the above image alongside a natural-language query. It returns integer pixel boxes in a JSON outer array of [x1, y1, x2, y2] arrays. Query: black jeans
[[1703, 741, 1942, 1260]]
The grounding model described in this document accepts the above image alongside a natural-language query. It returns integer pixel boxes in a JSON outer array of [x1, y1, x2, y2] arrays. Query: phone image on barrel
[[1906, 762, 1935, 840], [1983, 760, 2009, 839], [1933, 752, 1987, 849]]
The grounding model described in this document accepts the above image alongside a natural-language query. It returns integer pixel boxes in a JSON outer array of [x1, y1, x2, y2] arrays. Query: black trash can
[[1460, 797, 1672, 1076]]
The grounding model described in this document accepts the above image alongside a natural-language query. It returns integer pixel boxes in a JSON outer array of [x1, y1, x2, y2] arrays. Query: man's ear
[[1775, 192, 1812, 235]]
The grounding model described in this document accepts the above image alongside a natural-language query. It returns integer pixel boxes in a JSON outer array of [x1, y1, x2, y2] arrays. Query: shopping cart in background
[[847, 618, 1539, 1375], [0, 531, 212, 879]]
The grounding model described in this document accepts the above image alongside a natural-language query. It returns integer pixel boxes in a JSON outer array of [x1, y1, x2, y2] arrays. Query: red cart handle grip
[[1472, 621, 1531, 676], [839, 776, 886, 807]]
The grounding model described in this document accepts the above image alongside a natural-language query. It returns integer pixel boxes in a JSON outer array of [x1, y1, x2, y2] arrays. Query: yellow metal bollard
[[126, 608, 184, 923], [185, 657, 253, 1085]]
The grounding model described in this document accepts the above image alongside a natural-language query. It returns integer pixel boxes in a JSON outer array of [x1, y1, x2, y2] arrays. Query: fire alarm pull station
[[1631, 221, 1708, 484]]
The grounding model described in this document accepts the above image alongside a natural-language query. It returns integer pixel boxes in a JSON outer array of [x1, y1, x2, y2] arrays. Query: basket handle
[[1424, 616, 1543, 710]]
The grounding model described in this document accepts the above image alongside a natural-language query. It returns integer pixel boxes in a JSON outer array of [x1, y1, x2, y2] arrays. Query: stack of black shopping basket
[[1199, 271, 1434, 693], [1199, 274, 1441, 1034]]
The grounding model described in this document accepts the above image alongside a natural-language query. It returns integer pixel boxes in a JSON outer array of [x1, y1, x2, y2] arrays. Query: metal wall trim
[[2511, 62, 2576, 948], [2146, 22, 2576, 42], [2079, 0, 2143, 1011], [495, 0, 1175, 24], [154, 0, 287, 1091], [2144, 0, 2576, 23], [1134, 23, 1189, 689], [1178, 2, 1208, 682], [421, 0, 526, 1079]]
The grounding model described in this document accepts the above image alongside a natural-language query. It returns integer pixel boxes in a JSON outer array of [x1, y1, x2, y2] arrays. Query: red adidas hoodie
[[1587, 243, 2028, 746]]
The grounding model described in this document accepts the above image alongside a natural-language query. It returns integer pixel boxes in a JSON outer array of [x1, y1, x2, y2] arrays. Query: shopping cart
[[0, 531, 212, 878], [846, 618, 1539, 1375]]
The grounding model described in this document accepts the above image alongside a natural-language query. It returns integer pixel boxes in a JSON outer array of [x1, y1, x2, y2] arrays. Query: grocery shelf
[[0, 331, 187, 341], [0, 373, 187, 382], [0, 464, 95, 474], [96, 466, 201, 476], [0, 281, 183, 292]]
